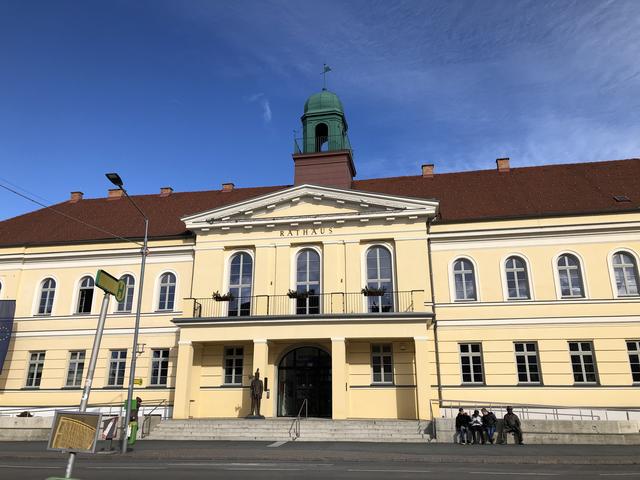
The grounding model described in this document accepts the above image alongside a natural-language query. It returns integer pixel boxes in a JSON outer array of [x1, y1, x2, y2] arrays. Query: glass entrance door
[[277, 347, 332, 418]]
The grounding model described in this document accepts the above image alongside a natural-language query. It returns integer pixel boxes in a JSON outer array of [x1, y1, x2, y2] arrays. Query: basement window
[[614, 195, 631, 202]]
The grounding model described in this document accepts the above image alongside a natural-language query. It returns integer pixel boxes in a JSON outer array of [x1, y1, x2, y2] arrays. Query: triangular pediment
[[182, 184, 438, 232]]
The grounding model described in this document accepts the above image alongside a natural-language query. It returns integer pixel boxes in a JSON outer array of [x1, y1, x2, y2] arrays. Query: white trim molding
[[607, 247, 640, 299]]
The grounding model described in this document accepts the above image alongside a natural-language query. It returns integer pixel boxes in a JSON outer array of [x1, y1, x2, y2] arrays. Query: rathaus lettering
[[280, 227, 334, 237]]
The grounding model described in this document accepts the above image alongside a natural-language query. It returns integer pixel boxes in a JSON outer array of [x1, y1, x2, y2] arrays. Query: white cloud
[[245, 92, 272, 123]]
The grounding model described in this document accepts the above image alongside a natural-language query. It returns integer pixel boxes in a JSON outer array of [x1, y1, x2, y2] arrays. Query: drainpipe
[[426, 216, 443, 407]]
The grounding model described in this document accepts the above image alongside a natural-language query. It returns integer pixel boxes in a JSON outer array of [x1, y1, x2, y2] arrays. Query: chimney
[[496, 157, 510, 173], [108, 188, 124, 199], [160, 186, 173, 197], [421, 164, 434, 178], [222, 182, 235, 192], [69, 191, 83, 203]]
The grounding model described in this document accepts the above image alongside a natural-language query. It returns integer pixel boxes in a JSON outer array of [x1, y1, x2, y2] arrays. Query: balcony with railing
[[293, 133, 352, 155], [185, 290, 426, 320]]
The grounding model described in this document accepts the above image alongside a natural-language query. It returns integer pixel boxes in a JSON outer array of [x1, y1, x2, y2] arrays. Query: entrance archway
[[277, 346, 332, 418]]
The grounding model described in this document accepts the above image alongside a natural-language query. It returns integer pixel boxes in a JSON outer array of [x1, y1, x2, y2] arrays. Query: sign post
[[50, 269, 124, 479]]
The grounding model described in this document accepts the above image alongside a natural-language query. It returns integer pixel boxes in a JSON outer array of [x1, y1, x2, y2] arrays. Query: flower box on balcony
[[212, 291, 234, 302], [361, 286, 387, 297]]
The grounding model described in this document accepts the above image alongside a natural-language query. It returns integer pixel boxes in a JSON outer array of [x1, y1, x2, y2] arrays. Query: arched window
[[76, 276, 95, 314], [366, 246, 394, 312], [315, 123, 328, 152], [295, 249, 321, 315], [453, 258, 477, 301], [228, 253, 252, 316], [612, 251, 639, 297], [37, 278, 56, 315], [557, 254, 584, 298], [157, 272, 176, 311], [505, 256, 530, 300], [116, 275, 135, 312]]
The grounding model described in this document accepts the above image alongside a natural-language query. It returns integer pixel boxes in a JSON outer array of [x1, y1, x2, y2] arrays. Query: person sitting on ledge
[[502, 406, 524, 445]]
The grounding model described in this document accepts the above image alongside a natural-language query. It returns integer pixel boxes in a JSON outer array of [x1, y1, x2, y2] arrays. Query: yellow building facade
[[1, 90, 639, 421]]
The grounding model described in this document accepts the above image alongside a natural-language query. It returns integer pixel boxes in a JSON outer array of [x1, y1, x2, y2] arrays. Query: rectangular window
[[26, 351, 45, 388], [627, 340, 640, 383], [514, 342, 541, 383], [371, 343, 393, 384], [460, 343, 484, 384], [150, 349, 170, 386], [569, 341, 598, 384], [65, 350, 86, 387], [107, 350, 127, 387], [224, 347, 244, 385]]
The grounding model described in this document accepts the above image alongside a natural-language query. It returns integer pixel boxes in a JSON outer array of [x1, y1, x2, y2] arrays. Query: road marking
[[87, 466, 166, 470], [468, 472, 559, 476], [348, 469, 431, 473], [267, 441, 288, 448], [0, 465, 60, 469], [224, 468, 304, 471], [599, 475, 640, 477]]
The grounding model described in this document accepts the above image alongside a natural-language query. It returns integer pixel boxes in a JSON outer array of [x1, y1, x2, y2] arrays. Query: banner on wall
[[0, 300, 16, 375]]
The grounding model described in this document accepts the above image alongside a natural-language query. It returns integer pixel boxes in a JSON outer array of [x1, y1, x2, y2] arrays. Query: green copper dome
[[304, 89, 344, 114]]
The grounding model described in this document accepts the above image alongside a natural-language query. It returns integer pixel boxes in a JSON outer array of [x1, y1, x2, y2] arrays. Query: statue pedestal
[[245, 414, 265, 420]]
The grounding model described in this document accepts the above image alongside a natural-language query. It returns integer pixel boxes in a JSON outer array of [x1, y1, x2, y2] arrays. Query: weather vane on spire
[[321, 64, 332, 90]]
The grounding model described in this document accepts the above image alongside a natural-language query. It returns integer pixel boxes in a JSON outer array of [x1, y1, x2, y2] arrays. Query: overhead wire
[[0, 179, 144, 248]]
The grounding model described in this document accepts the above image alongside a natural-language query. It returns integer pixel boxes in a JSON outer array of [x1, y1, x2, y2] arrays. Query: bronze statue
[[249, 368, 264, 417]]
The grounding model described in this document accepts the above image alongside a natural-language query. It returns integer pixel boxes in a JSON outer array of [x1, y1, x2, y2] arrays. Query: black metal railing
[[293, 134, 352, 155], [189, 290, 424, 319]]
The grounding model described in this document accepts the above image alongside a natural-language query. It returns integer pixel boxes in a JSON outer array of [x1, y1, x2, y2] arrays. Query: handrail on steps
[[141, 399, 168, 438], [288, 398, 308, 440]]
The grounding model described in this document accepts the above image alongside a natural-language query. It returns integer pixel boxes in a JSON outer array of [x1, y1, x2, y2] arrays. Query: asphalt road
[[3, 458, 640, 480]]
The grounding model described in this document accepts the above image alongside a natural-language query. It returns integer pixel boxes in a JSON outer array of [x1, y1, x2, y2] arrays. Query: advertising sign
[[47, 411, 102, 453]]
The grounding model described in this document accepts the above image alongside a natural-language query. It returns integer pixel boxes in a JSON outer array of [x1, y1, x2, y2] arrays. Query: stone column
[[253, 339, 270, 416], [173, 340, 194, 419], [414, 336, 432, 420], [331, 337, 348, 419]]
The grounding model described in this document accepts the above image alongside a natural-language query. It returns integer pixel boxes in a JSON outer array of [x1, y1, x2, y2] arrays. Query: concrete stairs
[[143, 418, 428, 443]]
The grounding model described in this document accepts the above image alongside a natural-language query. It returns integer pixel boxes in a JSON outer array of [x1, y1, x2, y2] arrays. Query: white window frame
[[107, 349, 128, 387], [459, 343, 484, 384], [607, 248, 640, 298], [75, 275, 95, 315], [501, 253, 534, 301], [361, 243, 396, 313], [65, 350, 86, 387], [513, 341, 542, 384], [449, 256, 479, 302], [293, 246, 322, 315], [552, 251, 588, 300], [626, 340, 640, 384], [155, 271, 178, 312], [25, 351, 46, 388], [115, 273, 136, 313], [34, 277, 57, 316], [371, 343, 393, 385], [223, 346, 244, 385], [568, 341, 598, 385], [149, 348, 170, 386], [222, 249, 255, 316]]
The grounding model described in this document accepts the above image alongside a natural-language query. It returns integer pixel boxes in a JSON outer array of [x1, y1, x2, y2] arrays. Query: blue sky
[[1, 0, 639, 219]]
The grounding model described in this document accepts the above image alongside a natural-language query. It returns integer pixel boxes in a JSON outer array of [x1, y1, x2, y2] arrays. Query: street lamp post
[[106, 173, 149, 454]]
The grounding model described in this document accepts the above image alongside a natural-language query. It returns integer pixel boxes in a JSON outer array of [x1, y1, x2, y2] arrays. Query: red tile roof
[[0, 159, 638, 247]]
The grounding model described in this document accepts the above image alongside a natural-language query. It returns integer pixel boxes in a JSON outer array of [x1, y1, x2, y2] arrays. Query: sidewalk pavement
[[0, 440, 638, 465]]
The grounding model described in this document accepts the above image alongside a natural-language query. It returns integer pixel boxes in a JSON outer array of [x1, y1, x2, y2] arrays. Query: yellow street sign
[[95, 269, 126, 302], [133, 378, 143, 386]]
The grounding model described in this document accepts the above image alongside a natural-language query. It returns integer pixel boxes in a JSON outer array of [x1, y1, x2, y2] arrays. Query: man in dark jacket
[[502, 406, 524, 444], [481, 408, 497, 444], [455, 408, 471, 445]]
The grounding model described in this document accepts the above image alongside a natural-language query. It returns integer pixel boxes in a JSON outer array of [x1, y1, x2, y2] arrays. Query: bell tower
[[293, 89, 356, 189]]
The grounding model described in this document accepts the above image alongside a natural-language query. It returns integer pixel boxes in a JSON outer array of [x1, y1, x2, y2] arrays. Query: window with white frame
[[224, 347, 244, 385], [37, 278, 56, 315], [150, 349, 170, 386], [365, 246, 394, 313], [514, 342, 541, 383], [626, 340, 640, 383], [116, 274, 135, 312], [76, 276, 95, 314], [157, 272, 176, 311], [557, 254, 585, 298], [371, 344, 393, 384], [65, 350, 85, 387], [569, 341, 598, 384], [295, 249, 321, 315], [26, 351, 45, 388], [107, 349, 127, 386], [228, 253, 252, 316], [460, 343, 484, 384], [612, 252, 639, 297], [505, 256, 530, 300], [453, 258, 477, 301]]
